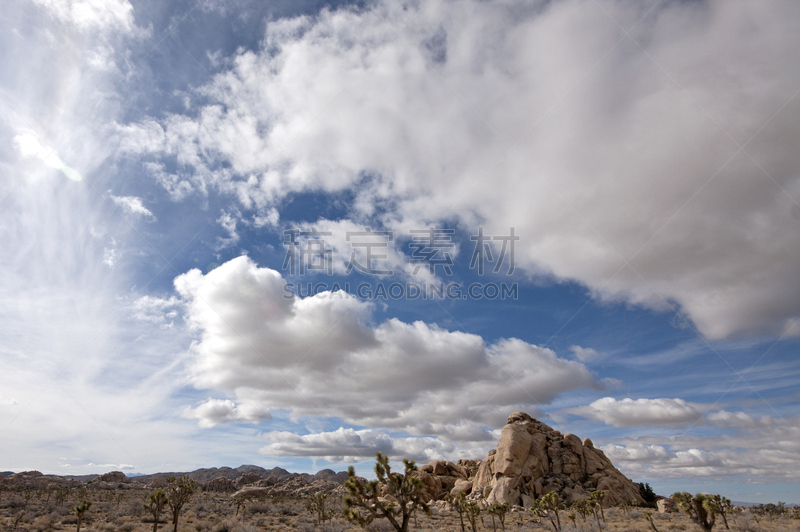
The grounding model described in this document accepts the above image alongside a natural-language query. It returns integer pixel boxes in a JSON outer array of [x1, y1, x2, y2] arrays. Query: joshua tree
[[444, 493, 467, 532], [165, 476, 196, 532], [673, 492, 717, 531], [461, 499, 481, 532], [143, 488, 168, 532], [232, 495, 248, 521], [571, 499, 591, 521], [645, 510, 661, 532], [55, 487, 70, 507], [305, 492, 334, 525], [343, 452, 430, 532], [113, 490, 125, 509], [590, 490, 606, 522], [532, 492, 562, 532], [488, 502, 509, 532], [72, 500, 91, 532], [708, 494, 731, 529]]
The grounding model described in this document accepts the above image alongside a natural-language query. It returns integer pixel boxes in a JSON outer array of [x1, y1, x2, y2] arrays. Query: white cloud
[[130, 295, 181, 328], [569, 397, 703, 427], [253, 207, 279, 228], [706, 410, 774, 429], [216, 210, 241, 249], [120, 0, 800, 340], [570, 345, 601, 363], [183, 398, 272, 428], [14, 132, 83, 181], [259, 427, 471, 463], [109, 195, 156, 219], [27, 0, 135, 33], [86, 463, 135, 470], [603, 415, 800, 480], [173, 255, 600, 436]]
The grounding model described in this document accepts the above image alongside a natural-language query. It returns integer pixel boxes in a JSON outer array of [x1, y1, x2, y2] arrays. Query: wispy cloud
[[109, 195, 156, 220]]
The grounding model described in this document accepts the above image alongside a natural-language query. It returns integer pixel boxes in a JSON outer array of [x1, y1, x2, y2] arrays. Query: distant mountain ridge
[[1, 465, 348, 485]]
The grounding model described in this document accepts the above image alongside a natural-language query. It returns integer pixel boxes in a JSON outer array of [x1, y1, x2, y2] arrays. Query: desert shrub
[[31, 514, 53, 532], [734, 514, 763, 532], [125, 499, 144, 517], [366, 520, 397, 532], [141, 515, 169, 523], [211, 519, 237, 532], [248, 500, 270, 515], [119, 522, 137, 532], [210, 518, 261, 532], [1, 495, 26, 509]]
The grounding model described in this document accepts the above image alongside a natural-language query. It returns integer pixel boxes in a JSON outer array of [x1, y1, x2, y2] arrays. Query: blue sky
[[1, 0, 799, 504]]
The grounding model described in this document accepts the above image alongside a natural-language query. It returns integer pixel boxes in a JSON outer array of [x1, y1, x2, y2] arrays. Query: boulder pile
[[415, 412, 644, 508]]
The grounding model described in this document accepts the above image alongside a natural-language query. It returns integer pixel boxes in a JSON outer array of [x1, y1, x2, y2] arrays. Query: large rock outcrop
[[470, 412, 643, 507]]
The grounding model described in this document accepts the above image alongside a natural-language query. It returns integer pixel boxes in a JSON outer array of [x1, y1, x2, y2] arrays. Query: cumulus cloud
[[109, 195, 155, 219], [603, 414, 800, 480], [568, 397, 703, 427], [183, 398, 272, 428], [173, 256, 600, 438], [119, 0, 800, 340], [706, 410, 774, 429], [86, 463, 135, 470], [570, 346, 601, 363], [258, 428, 462, 463]]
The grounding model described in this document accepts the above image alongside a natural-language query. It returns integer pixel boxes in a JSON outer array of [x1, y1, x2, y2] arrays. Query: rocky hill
[[414, 412, 644, 507]]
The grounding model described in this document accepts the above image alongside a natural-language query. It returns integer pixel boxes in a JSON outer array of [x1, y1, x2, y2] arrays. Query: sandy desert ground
[[1, 487, 797, 532]]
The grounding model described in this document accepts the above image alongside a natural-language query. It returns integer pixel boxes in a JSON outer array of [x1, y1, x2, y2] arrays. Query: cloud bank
[[173, 255, 600, 440], [119, 0, 800, 340]]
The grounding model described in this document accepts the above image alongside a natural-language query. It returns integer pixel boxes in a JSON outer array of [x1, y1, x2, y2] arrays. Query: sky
[[1, 0, 799, 504]]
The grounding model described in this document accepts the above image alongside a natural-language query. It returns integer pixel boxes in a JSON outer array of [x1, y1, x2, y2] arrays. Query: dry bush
[[31, 514, 53, 532], [365, 520, 395, 532], [124, 499, 144, 517], [734, 514, 763, 532], [210, 518, 261, 532]]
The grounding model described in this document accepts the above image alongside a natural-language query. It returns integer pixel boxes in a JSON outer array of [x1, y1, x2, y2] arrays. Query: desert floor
[[1, 490, 796, 532]]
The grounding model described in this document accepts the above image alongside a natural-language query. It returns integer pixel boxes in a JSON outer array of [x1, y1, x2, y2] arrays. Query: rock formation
[[471, 412, 642, 507], [203, 477, 237, 492], [415, 412, 644, 508]]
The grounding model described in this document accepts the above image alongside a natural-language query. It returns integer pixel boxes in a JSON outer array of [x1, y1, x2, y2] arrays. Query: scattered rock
[[235, 472, 263, 488], [90, 471, 131, 487], [203, 477, 237, 492], [658, 498, 677, 513]]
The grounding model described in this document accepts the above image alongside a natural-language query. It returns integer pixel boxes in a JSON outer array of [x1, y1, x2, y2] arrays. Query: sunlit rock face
[[470, 412, 644, 507]]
